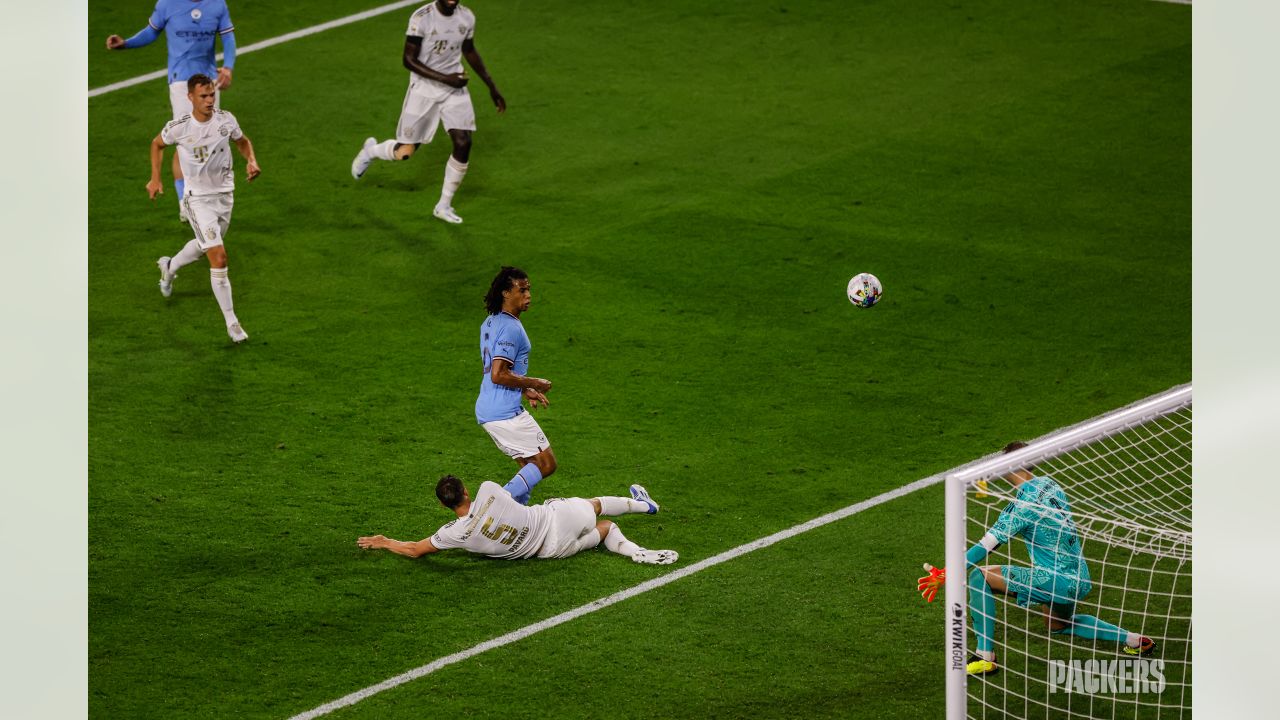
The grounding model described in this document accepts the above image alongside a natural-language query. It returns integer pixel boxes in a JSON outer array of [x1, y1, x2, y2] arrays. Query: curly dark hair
[[484, 266, 528, 315], [436, 475, 467, 509]]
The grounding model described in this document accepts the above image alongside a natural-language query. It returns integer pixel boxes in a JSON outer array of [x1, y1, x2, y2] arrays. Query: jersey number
[[480, 517, 519, 545]]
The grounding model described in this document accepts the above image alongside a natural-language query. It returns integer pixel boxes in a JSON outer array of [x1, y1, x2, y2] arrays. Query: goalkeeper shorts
[[1002, 566, 1092, 610]]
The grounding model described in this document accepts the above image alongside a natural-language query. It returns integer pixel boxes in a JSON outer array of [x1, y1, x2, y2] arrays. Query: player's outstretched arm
[[461, 39, 505, 113], [234, 135, 261, 182], [402, 36, 469, 88], [107, 24, 160, 50], [357, 534, 438, 558], [146, 134, 167, 200]]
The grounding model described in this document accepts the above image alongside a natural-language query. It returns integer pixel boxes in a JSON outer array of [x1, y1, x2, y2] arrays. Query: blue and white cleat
[[629, 484, 659, 514]]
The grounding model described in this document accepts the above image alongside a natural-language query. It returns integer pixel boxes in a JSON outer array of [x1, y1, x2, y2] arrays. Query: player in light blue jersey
[[107, 0, 237, 221], [475, 267, 559, 506], [918, 442, 1156, 676]]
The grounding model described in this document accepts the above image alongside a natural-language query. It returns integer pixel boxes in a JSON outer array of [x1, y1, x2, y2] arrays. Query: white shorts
[[183, 192, 234, 250], [396, 79, 476, 145], [536, 498, 600, 559], [169, 80, 221, 121], [482, 412, 550, 459]]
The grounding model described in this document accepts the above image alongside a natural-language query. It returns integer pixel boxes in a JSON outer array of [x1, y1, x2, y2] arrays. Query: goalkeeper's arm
[[918, 534, 1003, 602], [963, 533, 1001, 568]]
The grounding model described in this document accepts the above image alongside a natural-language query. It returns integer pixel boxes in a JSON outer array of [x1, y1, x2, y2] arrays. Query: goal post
[[944, 384, 1192, 719]]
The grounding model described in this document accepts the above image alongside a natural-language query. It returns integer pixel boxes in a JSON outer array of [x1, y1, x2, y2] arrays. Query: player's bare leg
[[206, 245, 247, 343], [433, 129, 470, 224]]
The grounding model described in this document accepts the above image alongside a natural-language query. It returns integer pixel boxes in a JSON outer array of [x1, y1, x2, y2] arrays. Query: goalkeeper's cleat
[[966, 656, 1000, 676], [351, 137, 376, 179], [629, 484, 660, 514], [974, 479, 990, 499], [1122, 636, 1157, 657], [631, 549, 678, 565], [157, 256, 175, 298]]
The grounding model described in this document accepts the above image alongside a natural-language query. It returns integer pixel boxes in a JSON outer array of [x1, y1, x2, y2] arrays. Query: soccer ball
[[847, 273, 883, 308]]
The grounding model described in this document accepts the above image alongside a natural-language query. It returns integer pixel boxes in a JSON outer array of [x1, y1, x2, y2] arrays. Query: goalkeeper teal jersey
[[989, 475, 1090, 586]]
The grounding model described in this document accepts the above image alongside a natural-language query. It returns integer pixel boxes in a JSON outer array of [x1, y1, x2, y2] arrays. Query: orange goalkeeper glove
[[917, 563, 946, 603]]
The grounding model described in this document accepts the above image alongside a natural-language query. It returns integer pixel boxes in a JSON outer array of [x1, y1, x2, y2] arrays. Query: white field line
[[286, 470, 957, 720], [88, 0, 420, 98], [90, 0, 1191, 99]]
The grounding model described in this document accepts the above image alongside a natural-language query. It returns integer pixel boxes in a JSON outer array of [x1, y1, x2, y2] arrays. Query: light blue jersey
[[146, 0, 235, 82], [476, 312, 531, 424], [989, 476, 1091, 591]]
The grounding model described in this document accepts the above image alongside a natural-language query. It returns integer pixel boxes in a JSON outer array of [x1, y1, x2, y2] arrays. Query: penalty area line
[[285, 470, 954, 720], [88, 0, 421, 98]]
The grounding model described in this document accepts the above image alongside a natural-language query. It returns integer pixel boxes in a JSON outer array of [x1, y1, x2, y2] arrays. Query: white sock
[[169, 239, 204, 274], [438, 156, 468, 208], [596, 496, 650, 516], [1126, 632, 1141, 648], [602, 524, 642, 558], [976, 650, 996, 662], [371, 139, 397, 161], [210, 267, 238, 326]]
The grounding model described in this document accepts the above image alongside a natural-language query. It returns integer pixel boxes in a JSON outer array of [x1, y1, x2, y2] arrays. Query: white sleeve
[[429, 519, 463, 550]]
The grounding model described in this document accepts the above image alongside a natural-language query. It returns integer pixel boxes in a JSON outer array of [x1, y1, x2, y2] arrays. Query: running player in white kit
[[147, 74, 261, 343], [350, 0, 507, 225], [357, 475, 678, 565]]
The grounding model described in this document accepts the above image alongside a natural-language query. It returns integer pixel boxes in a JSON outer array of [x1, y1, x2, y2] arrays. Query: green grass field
[[88, 1, 1190, 717]]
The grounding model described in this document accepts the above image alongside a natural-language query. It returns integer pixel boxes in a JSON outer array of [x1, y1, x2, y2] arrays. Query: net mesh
[[964, 402, 1191, 719]]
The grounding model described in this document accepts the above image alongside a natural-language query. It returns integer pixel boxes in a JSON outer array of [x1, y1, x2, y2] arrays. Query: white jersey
[[431, 481, 551, 560], [160, 110, 243, 196], [406, 2, 476, 79]]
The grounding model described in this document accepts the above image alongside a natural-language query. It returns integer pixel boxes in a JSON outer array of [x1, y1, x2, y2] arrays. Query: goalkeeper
[[919, 442, 1155, 676]]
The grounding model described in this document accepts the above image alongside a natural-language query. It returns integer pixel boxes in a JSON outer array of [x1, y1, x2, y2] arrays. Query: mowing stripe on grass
[[286, 471, 952, 719], [89, 0, 1189, 99], [88, 0, 420, 98]]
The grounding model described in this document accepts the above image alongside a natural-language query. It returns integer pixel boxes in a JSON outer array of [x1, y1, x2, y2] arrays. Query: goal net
[[944, 385, 1191, 719]]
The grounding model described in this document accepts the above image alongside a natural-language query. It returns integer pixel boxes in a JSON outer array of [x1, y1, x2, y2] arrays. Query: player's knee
[[206, 246, 228, 268], [450, 132, 472, 160], [538, 453, 557, 477], [394, 143, 417, 160]]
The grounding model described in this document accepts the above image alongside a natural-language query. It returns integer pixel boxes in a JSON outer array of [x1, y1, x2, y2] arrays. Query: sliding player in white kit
[[357, 475, 678, 565], [148, 74, 261, 343], [349, 0, 506, 225]]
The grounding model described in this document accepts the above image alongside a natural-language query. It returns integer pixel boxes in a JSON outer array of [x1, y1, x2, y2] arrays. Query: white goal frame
[[943, 383, 1192, 719]]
